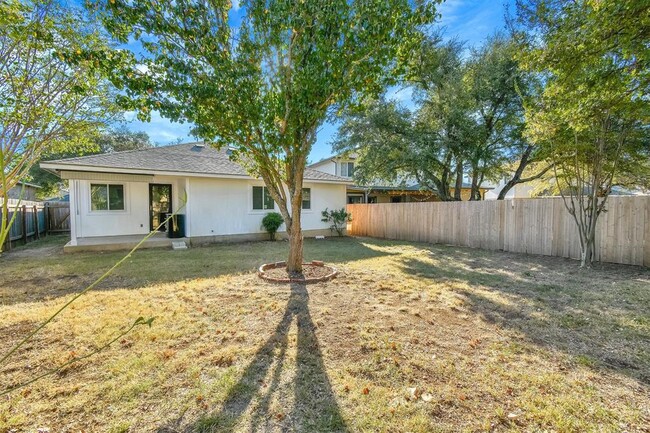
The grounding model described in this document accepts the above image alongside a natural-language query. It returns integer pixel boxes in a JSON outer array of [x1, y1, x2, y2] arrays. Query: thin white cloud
[[437, 0, 469, 27], [436, 0, 509, 49]]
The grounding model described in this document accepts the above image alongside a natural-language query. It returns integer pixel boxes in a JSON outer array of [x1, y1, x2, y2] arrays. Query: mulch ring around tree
[[258, 260, 338, 283]]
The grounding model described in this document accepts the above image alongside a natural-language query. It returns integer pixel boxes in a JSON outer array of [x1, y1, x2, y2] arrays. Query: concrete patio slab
[[63, 232, 190, 253]]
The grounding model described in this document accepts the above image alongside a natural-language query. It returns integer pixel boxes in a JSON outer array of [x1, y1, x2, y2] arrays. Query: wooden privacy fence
[[1, 199, 70, 250], [347, 196, 650, 267], [45, 202, 71, 234]]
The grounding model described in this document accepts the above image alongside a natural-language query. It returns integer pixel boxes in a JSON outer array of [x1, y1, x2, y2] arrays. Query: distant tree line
[[334, 1, 649, 266], [334, 33, 552, 201]]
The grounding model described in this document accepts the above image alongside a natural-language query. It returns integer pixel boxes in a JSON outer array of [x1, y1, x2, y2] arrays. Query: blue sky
[[123, 0, 515, 163]]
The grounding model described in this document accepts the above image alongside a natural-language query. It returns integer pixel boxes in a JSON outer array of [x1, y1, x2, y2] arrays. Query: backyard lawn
[[0, 236, 649, 432]]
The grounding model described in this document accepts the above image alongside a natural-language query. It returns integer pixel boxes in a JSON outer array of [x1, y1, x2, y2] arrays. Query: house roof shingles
[[43, 142, 349, 183]]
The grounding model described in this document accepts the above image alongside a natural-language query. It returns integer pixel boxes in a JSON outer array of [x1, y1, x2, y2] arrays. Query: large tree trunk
[[284, 145, 308, 274], [430, 153, 453, 201], [581, 182, 603, 268], [578, 209, 600, 267], [579, 232, 596, 267], [498, 145, 532, 200], [453, 160, 463, 201], [425, 174, 451, 201], [258, 160, 306, 273], [286, 187, 304, 272], [286, 210, 304, 273], [497, 145, 553, 200], [469, 169, 481, 201], [497, 178, 518, 200]]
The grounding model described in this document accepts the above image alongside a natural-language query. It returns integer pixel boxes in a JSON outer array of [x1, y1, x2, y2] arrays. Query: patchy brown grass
[[0, 236, 649, 432]]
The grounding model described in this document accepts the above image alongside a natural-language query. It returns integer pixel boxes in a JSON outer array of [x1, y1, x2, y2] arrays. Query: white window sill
[[88, 210, 128, 215]]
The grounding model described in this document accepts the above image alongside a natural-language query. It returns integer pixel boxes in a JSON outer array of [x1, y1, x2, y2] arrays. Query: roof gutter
[[39, 162, 351, 185]]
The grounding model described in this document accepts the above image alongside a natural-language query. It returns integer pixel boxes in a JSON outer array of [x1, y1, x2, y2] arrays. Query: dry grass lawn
[[0, 235, 649, 432]]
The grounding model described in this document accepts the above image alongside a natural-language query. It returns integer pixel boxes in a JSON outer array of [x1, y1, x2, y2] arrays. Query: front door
[[149, 184, 172, 231]]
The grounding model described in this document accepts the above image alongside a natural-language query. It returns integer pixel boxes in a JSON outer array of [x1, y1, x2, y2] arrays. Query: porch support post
[[69, 180, 78, 245], [184, 177, 191, 239]]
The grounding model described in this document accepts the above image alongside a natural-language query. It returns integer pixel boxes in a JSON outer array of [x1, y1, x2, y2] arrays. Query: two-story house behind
[[309, 153, 492, 203]]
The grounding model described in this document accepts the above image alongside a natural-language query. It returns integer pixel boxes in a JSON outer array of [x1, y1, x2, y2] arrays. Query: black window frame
[[90, 183, 125, 211], [302, 188, 311, 210], [252, 186, 275, 210]]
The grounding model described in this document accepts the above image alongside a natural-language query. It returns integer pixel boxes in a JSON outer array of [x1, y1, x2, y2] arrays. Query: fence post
[[44, 203, 49, 237], [21, 205, 27, 244], [33, 205, 39, 240]]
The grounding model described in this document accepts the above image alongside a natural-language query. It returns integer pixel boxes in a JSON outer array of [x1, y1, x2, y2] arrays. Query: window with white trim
[[302, 188, 311, 210], [340, 162, 355, 177], [252, 186, 275, 210], [90, 184, 125, 211]]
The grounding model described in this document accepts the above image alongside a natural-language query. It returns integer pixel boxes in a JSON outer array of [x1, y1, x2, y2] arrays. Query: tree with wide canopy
[[334, 35, 551, 201], [91, 0, 438, 272], [0, 0, 119, 252], [513, 0, 650, 267]]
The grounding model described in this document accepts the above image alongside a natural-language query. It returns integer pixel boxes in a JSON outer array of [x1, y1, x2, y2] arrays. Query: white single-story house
[[40, 142, 348, 252]]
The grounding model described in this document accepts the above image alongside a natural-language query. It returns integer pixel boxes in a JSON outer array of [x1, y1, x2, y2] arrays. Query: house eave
[[39, 162, 351, 185]]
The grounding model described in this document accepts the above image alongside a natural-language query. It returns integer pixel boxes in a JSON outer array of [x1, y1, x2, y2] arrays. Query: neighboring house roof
[[308, 151, 358, 168], [14, 181, 42, 189], [308, 153, 495, 192], [41, 142, 349, 184], [348, 185, 429, 192], [45, 193, 70, 202], [348, 183, 493, 193]]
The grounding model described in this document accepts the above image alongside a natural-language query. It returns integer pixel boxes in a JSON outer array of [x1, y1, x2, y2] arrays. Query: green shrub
[[261, 212, 284, 241], [321, 208, 352, 237]]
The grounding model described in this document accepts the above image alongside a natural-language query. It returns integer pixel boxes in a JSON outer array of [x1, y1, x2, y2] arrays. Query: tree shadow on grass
[[397, 248, 650, 386], [158, 282, 348, 433]]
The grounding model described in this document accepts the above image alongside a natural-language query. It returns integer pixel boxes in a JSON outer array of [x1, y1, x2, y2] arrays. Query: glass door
[[149, 184, 172, 231]]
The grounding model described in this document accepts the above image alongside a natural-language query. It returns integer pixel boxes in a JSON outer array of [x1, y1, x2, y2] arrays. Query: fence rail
[[347, 196, 650, 267], [1, 199, 70, 250]]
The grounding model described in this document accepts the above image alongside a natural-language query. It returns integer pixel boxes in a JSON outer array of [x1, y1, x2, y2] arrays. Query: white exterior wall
[[71, 175, 188, 239], [187, 177, 346, 236], [309, 160, 337, 176], [69, 174, 346, 239], [484, 181, 534, 200], [72, 179, 149, 239], [310, 158, 356, 179]]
